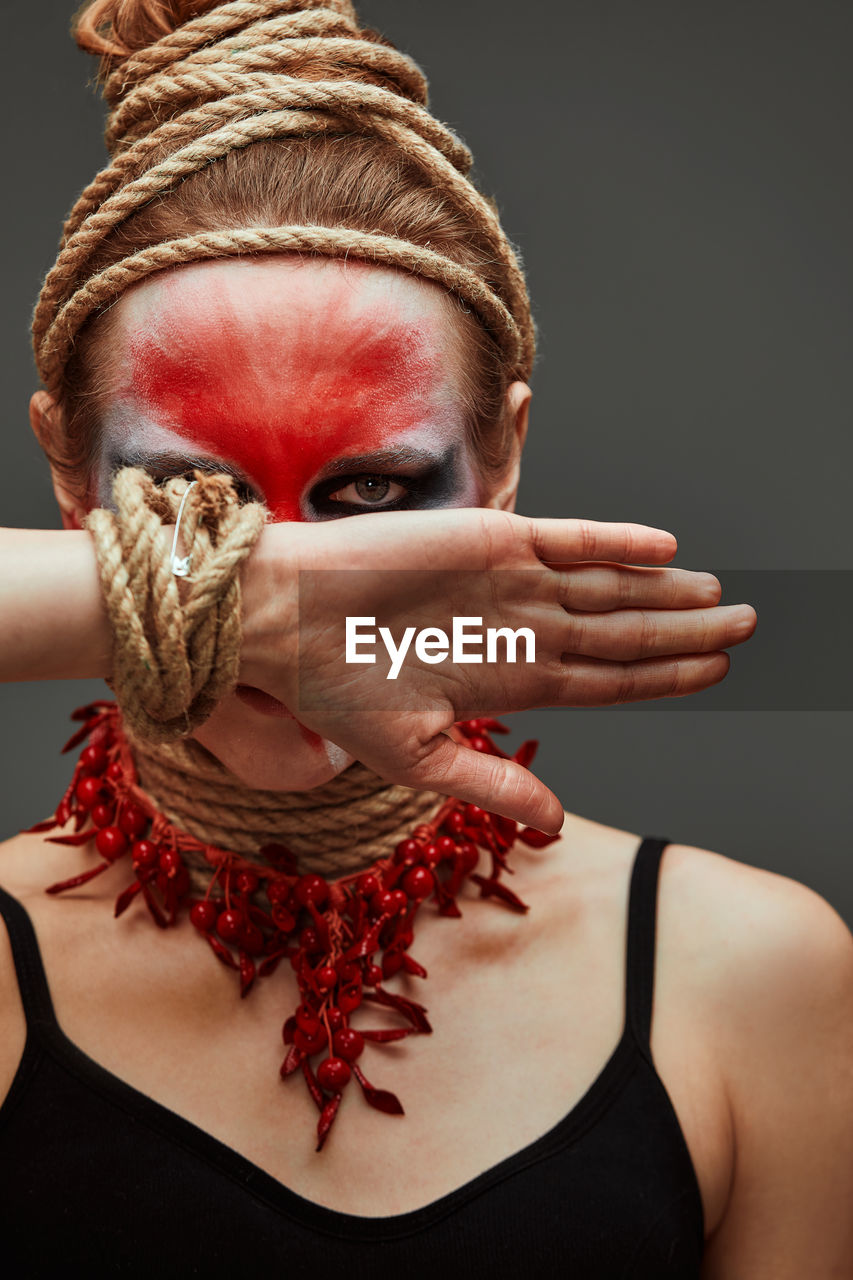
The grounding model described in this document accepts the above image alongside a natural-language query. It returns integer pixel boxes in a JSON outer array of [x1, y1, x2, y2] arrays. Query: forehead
[[98, 257, 472, 519], [111, 256, 462, 403]]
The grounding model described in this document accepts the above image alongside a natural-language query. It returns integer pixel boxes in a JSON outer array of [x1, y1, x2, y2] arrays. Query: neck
[[126, 715, 444, 881]]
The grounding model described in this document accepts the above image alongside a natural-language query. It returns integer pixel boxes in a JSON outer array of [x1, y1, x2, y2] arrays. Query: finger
[[559, 603, 756, 660], [553, 564, 722, 612], [397, 735, 565, 834], [528, 517, 678, 567], [556, 650, 731, 705]]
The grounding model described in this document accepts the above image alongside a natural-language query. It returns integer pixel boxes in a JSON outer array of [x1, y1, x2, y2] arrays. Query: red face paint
[[100, 260, 478, 784], [119, 261, 466, 522]]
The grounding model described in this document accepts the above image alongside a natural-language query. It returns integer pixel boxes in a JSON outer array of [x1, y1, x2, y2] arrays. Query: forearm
[[0, 528, 112, 681]]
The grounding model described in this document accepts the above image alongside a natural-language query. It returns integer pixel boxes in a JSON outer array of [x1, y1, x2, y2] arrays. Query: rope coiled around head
[[33, 0, 535, 396]]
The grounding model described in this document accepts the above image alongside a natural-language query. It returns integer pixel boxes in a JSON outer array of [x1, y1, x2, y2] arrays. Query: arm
[[0, 529, 111, 681], [702, 873, 853, 1278]]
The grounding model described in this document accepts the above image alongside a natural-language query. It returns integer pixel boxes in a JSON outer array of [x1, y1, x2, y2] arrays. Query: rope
[[85, 465, 442, 871], [33, 0, 535, 393], [85, 466, 267, 743], [41, 225, 522, 395]]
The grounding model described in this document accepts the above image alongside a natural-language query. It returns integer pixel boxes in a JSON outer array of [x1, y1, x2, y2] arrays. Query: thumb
[[399, 735, 565, 834]]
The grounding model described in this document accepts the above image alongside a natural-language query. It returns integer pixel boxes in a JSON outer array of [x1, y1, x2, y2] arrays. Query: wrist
[[238, 523, 300, 695]]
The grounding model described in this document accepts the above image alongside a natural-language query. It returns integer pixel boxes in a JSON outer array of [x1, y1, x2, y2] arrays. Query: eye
[[326, 475, 408, 507]]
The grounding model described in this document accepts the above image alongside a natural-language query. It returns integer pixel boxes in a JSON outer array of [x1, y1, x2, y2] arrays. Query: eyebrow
[[107, 443, 449, 483]]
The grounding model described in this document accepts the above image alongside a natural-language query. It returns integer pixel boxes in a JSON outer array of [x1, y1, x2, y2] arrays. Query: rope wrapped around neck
[[84, 465, 442, 874]]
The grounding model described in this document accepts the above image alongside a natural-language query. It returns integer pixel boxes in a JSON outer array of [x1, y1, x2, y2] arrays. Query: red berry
[[458, 843, 479, 875], [217, 909, 244, 943], [402, 865, 435, 899], [356, 872, 380, 897], [158, 849, 183, 877], [296, 1004, 321, 1033], [372, 890, 397, 916], [294, 874, 328, 908], [95, 826, 127, 860], [316, 964, 338, 990], [339, 986, 363, 1014], [131, 839, 159, 869], [393, 838, 420, 865], [390, 889, 408, 912], [266, 878, 291, 906], [272, 904, 296, 933], [326, 1007, 343, 1032], [332, 1027, 364, 1062], [444, 810, 465, 835], [293, 1024, 328, 1054], [468, 736, 490, 753], [463, 718, 483, 733], [107, 761, 124, 781], [91, 803, 115, 829], [75, 776, 103, 811], [335, 959, 359, 984], [437, 836, 457, 857], [317, 1056, 351, 1090], [299, 927, 320, 952], [465, 804, 486, 825], [236, 870, 259, 894], [118, 804, 148, 838], [190, 901, 218, 932], [80, 744, 108, 775], [364, 963, 383, 986]]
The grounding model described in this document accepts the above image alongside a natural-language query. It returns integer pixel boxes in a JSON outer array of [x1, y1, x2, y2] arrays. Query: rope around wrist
[[85, 465, 267, 743]]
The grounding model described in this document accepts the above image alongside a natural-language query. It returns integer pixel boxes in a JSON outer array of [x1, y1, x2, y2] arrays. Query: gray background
[[1, 2, 850, 919]]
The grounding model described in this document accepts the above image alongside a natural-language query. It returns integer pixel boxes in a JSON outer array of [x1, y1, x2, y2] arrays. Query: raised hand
[[239, 508, 756, 831]]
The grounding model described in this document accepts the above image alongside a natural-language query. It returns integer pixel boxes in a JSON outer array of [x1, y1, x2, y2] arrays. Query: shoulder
[[658, 838, 853, 996], [652, 839, 853, 1050], [657, 840, 853, 1265]]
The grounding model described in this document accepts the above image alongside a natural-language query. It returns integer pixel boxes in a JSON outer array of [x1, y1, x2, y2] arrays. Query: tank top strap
[[624, 836, 670, 1056], [0, 884, 59, 1033]]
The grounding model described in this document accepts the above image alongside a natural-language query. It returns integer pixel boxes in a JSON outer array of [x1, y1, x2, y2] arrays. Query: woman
[[0, 1, 850, 1276]]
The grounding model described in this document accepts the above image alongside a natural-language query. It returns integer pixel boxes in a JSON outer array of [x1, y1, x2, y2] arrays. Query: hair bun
[[73, 1, 427, 139], [36, 0, 533, 400]]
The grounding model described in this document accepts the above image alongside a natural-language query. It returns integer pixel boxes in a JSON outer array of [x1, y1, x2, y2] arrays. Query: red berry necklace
[[29, 702, 559, 1152]]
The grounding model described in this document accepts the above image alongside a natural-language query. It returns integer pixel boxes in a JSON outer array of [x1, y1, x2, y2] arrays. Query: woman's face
[[39, 257, 529, 790]]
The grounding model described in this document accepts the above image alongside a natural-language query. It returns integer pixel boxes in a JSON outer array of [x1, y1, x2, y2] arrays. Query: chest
[[26, 869, 731, 1232]]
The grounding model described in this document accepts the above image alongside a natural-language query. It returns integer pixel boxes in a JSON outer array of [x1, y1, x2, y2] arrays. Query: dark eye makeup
[[105, 443, 463, 519]]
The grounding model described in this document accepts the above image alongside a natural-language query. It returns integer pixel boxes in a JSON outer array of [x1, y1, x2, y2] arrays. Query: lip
[[234, 684, 295, 719]]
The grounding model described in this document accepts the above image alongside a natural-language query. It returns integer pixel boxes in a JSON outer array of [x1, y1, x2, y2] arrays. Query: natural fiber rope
[[85, 464, 443, 872], [85, 466, 267, 743], [33, 0, 534, 394], [41, 225, 522, 395], [103, 0, 362, 101], [33, 0, 530, 873], [130, 732, 444, 871], [36, 105, 522, 371]]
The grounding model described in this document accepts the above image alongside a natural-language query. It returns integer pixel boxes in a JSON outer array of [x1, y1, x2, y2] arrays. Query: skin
[[15, 256, 853, 1270], [43, 256, 527, 790]]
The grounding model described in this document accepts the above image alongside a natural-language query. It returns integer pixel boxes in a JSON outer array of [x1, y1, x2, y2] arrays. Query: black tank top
[[0, 835, 704, 1277]]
